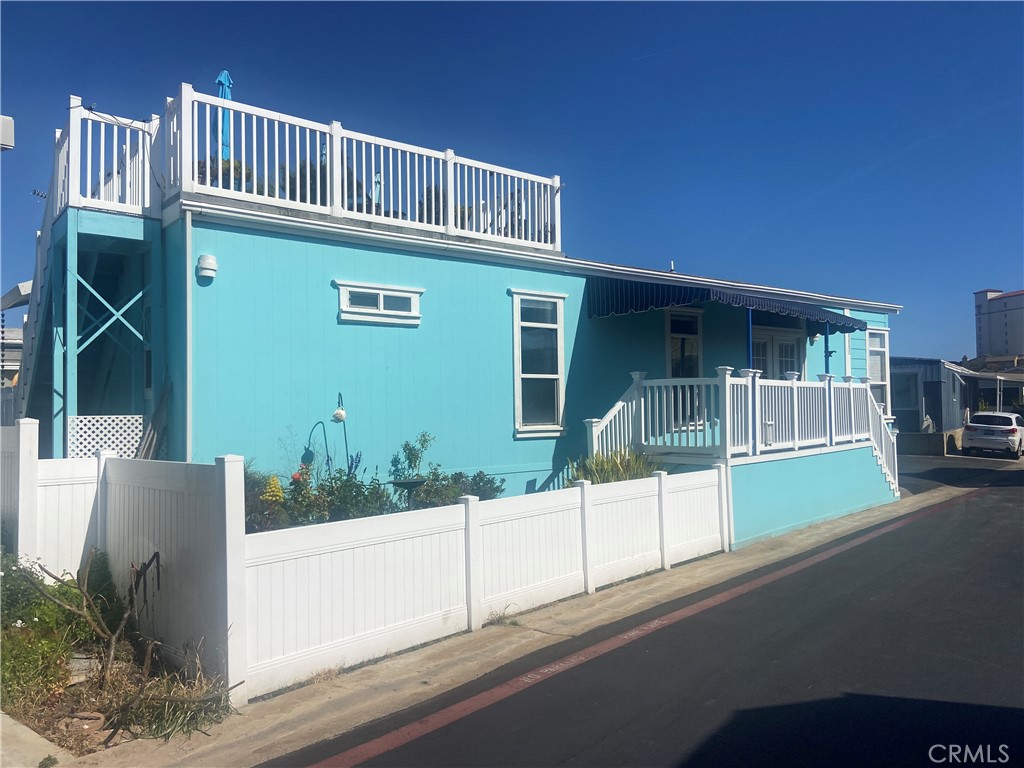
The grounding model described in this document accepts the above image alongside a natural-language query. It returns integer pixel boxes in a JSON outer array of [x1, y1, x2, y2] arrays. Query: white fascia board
[[181, 200, 903, 316]]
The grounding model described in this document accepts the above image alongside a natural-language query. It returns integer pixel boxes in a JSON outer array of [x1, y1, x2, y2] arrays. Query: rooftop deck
[[48, 84, 562, 251]]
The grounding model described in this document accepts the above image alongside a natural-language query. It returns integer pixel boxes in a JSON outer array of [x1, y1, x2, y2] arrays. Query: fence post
[[630, 371, 646, 452], [16, 419, 39, 561], [818, 374, 834, 446], [843, 375, 855, 437], [716, 366, 734, 459], [216, 455, 248, 706], [746, 369, 763, 455], [713, 461, 732, 553], [95, 449, 116, 553], [179, 83, 194, 194], [785, 371, 800, 448], [461, 494, 484, 631], [330, 121, 344, 219], [444, 149, 457, 235], [739, 369, 756, 456], [575, 480, 596, 594], [552, 175, 562, 251], [67, 96, 82, 208], [584, 418, 600, 458], [654, 471, 670, 571]]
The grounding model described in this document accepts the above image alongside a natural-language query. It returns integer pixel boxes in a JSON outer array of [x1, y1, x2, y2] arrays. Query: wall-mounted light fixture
[[197, 254, 219, 279]]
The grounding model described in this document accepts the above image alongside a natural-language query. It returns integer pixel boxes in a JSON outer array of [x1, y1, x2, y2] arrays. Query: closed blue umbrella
[[215, 69, 233, 162]]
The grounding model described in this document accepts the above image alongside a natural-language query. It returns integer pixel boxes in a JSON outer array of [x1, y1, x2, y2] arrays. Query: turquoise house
[[13, 83, 901, 545]]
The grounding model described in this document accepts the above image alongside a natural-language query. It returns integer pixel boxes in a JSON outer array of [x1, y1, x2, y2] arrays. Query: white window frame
[[511, 289, 567, 438], [866, 327, 891, 415], [664, 309, 703, 379], [331, 280, 424, 326]]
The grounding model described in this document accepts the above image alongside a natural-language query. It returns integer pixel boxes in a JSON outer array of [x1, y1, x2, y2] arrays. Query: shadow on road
[[680, 693, 1023, 768], [900, 466, 1024, 490]]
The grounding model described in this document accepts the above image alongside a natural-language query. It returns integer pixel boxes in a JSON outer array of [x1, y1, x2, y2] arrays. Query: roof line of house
[[178, 197, 902, 315]]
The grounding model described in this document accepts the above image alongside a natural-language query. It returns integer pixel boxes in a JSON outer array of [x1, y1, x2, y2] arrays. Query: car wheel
[[1017, 442, 1023, 461]]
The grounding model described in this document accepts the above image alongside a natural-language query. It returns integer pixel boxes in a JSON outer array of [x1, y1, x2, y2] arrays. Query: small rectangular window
[[332, 280, 424, 326]]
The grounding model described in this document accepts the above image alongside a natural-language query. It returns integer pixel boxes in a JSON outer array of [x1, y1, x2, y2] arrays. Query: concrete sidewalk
[[7, 459, 1014, 768]]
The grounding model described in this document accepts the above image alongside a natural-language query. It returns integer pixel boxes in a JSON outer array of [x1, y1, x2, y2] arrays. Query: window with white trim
[[867, 329, 890, 414], [512, 290, 566, 436], [332, 280, 423, 326]]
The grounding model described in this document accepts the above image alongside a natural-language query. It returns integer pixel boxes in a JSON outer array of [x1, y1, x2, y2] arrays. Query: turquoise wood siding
[[848, 310, 889, 379], [160, 221, 189, 461], [187, 222, 639, 493], [730, 446, 896, 547]]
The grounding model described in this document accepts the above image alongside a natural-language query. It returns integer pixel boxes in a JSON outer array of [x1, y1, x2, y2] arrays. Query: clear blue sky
[[2, 2, 1021, 359]]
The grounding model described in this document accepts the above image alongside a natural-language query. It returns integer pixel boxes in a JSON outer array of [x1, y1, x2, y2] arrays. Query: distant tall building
[[974, 288, 1024, 357]]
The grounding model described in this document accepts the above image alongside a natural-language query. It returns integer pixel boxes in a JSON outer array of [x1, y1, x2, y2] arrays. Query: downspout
[[824, 321, 831, 375]]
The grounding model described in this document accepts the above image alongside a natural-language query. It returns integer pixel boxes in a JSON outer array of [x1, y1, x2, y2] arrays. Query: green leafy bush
[[566, 450, 657, 485], [0, 625, 70, 705], [243, 432, 505, 530], [390, 433, 505, 509]]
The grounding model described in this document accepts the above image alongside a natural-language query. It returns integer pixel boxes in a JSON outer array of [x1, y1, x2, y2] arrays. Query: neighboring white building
[[974, 288, 1024, 357]]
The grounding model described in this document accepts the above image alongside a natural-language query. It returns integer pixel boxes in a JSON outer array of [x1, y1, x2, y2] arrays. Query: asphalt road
[[269, 466, 1023, 768]]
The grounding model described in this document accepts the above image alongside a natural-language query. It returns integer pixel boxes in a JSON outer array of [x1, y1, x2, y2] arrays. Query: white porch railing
[[45, 88, 561, 253], [587, 368, 899, 492], [157, 85, 560, 249]]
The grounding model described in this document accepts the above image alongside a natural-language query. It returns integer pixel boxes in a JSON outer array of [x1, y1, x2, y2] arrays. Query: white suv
[[962, 411, 1024, 459]]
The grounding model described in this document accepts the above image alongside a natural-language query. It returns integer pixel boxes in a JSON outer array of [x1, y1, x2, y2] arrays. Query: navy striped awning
[[586, 277, 867, 333]]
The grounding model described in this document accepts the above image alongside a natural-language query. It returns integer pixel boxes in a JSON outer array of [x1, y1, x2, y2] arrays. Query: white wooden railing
[[586, 369, 898, 492], [584, 375, 642, 457], [43, 86, 561, 252], [161, 84, 561, 249], [642, 376, 722, 455]]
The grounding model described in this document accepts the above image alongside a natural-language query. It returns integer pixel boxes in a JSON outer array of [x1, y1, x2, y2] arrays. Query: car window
[[970, 414, 1013, 427]]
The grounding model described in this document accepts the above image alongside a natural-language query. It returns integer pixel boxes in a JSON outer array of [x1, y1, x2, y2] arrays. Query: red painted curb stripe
[[313, 489, 985, 768]]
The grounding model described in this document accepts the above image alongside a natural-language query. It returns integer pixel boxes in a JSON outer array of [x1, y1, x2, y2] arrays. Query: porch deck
[[586, 368, 899, 492]]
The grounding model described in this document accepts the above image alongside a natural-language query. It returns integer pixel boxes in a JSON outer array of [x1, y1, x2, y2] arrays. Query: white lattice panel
[[68, 415, 143, 458]]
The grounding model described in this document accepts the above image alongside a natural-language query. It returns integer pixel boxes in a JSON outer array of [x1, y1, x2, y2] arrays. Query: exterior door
[[753, 331, 803, 380]]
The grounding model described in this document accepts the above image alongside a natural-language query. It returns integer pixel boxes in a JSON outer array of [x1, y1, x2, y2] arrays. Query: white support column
[[584, 418, 600, 458], [576, 480, 596, 594], [785, 371, 800, 447], [179, 84, 195, 194], [95, 449, 116, 553], [654, 471, 670, 570], [16, 419, 39, 561], [67, 96, 82, 208], [739, 369, 756, 456], [716, 366, 734, 458], [744, 369, 763, 455], [461, 494, 484, 630], [818, 374, 835, 446], [444, 149, 457, 235], [630, 371, 646, 452], [552, 175, 562, 251], [330, 121, 344, 218]]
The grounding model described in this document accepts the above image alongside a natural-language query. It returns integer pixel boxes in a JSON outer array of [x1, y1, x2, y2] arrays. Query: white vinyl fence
[[2, 420, 100, 572], [5, 417, 727, 705], [242, 468, 727, 699]]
